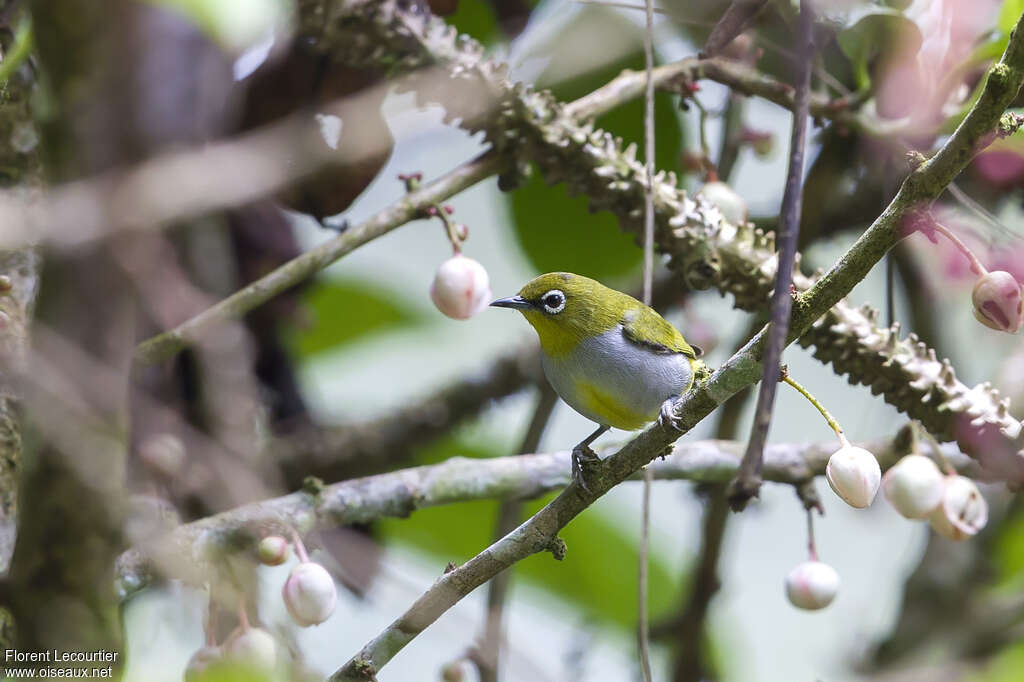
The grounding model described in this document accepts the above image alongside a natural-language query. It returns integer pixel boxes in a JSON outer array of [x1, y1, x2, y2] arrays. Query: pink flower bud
[[882, 454, 945, 519], [928, 475, 988, 541], [257, 536, 290, 566], [826, 445, 881, 508], [184, 646, 221, 681], [224, 627, 276, 671], [972, 270, 1023, 333], [282, 561, 337, 627], [785, 561, 839, 610], [430, 255, 491, 320]]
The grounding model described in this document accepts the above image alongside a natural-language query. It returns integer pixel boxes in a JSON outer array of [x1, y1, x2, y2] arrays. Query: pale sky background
[[122, 1, 1017, 680]]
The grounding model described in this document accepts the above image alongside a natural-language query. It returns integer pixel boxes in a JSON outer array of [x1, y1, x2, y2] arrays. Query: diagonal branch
[[133, 151, 504, 365]]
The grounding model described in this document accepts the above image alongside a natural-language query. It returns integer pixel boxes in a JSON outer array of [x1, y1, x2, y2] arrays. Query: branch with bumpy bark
[[115, 430, 973, 596], [305, 0, 1024, 483]]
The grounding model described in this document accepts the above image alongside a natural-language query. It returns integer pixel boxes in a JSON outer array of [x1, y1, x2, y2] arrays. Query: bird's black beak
[[490, 295, 531, 310]]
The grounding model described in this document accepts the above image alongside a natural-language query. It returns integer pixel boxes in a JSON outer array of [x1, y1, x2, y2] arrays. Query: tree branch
[[731, 0, 813, 509], [116, 429, 972, 596], [133, 151, 504, 365], [273, 345, 542, 484]]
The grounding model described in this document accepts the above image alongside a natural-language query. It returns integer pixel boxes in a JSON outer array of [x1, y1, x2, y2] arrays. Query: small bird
[[491, 272, 701, 488]]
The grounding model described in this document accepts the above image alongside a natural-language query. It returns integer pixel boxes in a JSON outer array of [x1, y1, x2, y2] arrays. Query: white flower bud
[[826, 445, 881, 508], [184, 646, 221, 681], [972, 270, 1023, 333], [882, 454, 945, 519], [257, 536, 290, 566], [224, 627, 276, 671], [282, 561, 337, 627], [139, 433, 186, 478], [698, 181, 748, 225], [430, 254, 492, 320], [785, 561, 839, 610], [928, 475, 988, 540]]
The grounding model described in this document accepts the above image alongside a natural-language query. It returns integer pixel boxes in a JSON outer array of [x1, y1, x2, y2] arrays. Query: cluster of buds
[[882, 448, 988, 540], [401, 172, 493, 320], [184, 606, 278, 681], [263, 532, 339, 628], [184, 532, 339, 680]]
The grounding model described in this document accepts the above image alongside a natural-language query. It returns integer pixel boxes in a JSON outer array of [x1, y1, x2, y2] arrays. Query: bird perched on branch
[[491, 272, 702, 490]]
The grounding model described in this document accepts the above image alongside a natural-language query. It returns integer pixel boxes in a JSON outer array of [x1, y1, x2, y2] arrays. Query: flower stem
[[917, 422, 957, 475], [928, 221, 988, 276], [806, 507, 818, 562], [291, 528, 311, 563], [782, 374, 848, 446]]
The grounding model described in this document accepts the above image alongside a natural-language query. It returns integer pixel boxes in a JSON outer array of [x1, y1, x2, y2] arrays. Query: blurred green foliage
[[993, 504, 1024, 588], [837, 8, 922, 90], [507, 46, 684, 281], [378, 435, 683, 630], [969, 643, 1024, 682], [285, 278, 426, 358]]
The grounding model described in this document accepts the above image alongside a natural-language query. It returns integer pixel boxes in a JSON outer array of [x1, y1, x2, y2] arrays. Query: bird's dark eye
[[541, 290, 566, 314]]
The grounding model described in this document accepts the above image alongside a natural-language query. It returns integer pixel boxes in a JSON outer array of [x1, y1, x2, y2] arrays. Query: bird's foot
[[658, 396, 685, 433], [571, 445, 602, 493]]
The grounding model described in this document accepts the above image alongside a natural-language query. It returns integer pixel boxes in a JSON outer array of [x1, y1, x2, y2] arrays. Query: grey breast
[[543, 325, 692, 425]]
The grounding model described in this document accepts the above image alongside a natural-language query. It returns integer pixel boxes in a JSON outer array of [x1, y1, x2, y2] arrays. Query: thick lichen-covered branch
[[116, 430, 967, 596]]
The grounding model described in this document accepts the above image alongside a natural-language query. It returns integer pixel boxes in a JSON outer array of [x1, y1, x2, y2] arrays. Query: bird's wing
[[621, 307, 702, 359]]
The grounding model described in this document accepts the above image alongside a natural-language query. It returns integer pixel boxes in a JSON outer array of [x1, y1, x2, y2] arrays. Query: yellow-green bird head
[[491, 272, 700, 432], [490, 272, 699, 360]]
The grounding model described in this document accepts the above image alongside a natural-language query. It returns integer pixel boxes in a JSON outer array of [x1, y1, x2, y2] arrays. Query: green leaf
[[993, 505, 1024, 588], [284, 278, 426, 358], [505, 12, 684, 282], [444, 1, 501, 47], [379, 437, 682, 629], [837, 9, 923, 89]]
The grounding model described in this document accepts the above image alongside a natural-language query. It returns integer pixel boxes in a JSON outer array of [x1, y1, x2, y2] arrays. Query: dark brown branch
[[730, 0, 814, 510]]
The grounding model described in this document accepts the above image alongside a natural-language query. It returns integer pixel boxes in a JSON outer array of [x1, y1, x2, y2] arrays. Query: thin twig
[[781, 374, 846, 443], [729, 0, 814, 511], [133, 151, 503, 365], [637, 0, 656, 679], [701, 0, 769, 59]]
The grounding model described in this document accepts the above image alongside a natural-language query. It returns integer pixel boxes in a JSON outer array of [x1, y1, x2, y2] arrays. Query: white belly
[[542, 326, 693, 430]]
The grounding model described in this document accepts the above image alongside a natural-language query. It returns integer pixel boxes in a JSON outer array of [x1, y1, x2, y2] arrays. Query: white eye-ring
[[541, 289, 566, 314]]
